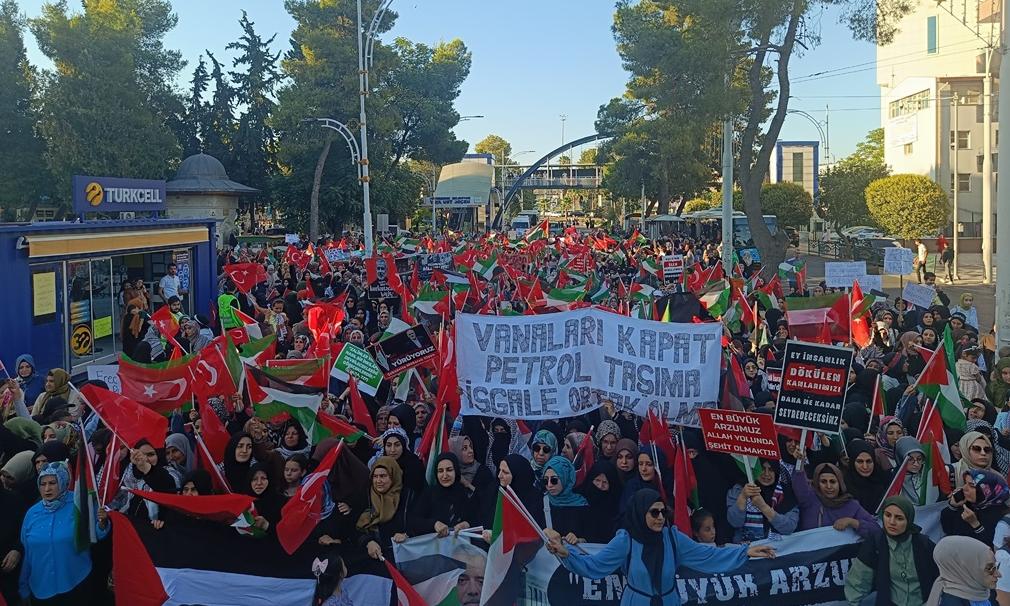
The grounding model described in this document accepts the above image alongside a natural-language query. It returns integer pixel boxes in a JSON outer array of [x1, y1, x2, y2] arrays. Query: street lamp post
[[304, 118, 362, 241]]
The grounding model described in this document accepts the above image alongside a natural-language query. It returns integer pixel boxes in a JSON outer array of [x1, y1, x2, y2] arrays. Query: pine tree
[[203, 51, 235, 172], [180, 55, 210, 157], [227, 10, 281, 216]]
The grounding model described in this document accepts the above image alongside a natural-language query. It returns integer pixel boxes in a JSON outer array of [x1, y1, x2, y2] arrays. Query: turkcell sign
[[72, 175, 167, 213]]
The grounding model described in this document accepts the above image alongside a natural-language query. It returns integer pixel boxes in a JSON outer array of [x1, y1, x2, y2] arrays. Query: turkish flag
[[117, 355, 194, 415], [223, 263, 267, 293], [276, 441, 344, 554], [285, 245, 312, 272], [80, 385, 168, 449], [149, 305, 179, 342], [191, 337, 238, 403]]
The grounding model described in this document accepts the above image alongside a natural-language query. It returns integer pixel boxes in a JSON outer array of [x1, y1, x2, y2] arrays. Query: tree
[[865, 174, 949, 239], [273, 0, 469, 236], [683, 197, 717, 213], [474, 134, 512, 165], [760, 182, 812, 229], [203, 52, 236, 172], [0, 0, 49, 220], [558, 155, 571, 165], [617, 0, 916, 272], [578, 147, 598, 165], [180, 55, 210, 158], [31, 0, 184, 206], [228, 10, 282, 219], [819, 128, 889, 233]]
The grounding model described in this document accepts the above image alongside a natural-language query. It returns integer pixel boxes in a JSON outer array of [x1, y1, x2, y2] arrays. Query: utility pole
[[721, 100, 734, 267], [983, 49, 994, 284], [998, 1, 1010, 346], [952, 94, 960, 280]]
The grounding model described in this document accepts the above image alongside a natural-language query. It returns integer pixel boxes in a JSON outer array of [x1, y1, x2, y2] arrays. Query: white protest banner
[[855, 274, 882, 292], [87, 365, 122, 393], [455, 308, 721, 423], [902, 282, 936, 309], [284, 233, 300, 244], [883, 247, 914, 275], [823, 261, 866, 288]]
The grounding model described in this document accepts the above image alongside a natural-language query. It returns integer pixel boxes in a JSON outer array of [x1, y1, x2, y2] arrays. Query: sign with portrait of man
[[374, 324, 437, 378]]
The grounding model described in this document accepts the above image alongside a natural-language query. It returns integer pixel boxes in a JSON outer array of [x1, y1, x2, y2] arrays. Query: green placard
[[330, 344, 383, 396], [94, 316, 113, 339]]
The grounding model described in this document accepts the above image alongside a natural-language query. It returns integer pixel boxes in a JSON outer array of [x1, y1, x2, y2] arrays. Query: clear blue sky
[[17, 0, 880, 164]]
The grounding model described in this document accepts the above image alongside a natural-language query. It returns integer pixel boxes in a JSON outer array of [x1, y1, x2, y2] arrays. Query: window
[[978, 155, 985, 172], [792, 153, 804, 183], [904, 143, 914, 155], [951, 130, 970, 149], [889, 89, 931, 118], [994, 153, 999, 172], [927, 16, 938, 54], [958, 173, 971, 192]]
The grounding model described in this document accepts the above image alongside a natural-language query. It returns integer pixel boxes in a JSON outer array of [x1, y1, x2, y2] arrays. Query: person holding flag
[[19, 462, 109, 604], [546, 487, 775, 606], [726, 459, 798, 543]]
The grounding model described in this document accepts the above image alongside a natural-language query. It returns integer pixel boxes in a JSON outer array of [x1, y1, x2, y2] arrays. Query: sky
[[16, 0, 881, 166]]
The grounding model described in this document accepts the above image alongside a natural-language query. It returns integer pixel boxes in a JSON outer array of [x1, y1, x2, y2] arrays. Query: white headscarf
[[925, 535, 995, 606]]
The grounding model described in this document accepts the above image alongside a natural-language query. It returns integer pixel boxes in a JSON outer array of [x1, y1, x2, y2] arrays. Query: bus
[[682, 210, 778, 246]]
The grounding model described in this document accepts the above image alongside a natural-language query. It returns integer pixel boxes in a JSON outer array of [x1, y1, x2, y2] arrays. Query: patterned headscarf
[[963, 467, 1010, 510], [37, 461, 71, 512]]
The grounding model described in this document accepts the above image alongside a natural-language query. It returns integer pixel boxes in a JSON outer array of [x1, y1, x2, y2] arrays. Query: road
[[801, 252, 995, 332]]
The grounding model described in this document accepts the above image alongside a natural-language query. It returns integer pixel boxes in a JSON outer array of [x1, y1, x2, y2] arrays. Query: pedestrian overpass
[[491, 133, 611, 230]]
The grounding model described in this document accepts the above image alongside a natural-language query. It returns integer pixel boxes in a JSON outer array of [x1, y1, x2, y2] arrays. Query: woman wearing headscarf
[[875, 416, 906, 473], [407, 453, 475, 537], [486, 453, 545, 529], [577, 459, 621, 542], [844, 439, 891, 513], [13, 354, 42, 413], [620, 447, 674, 514], [726, 459, 798, 543], [562, 431, 587, 462], [0, 417, 41, 461], [117, 439, 178, 525], [899, 331, 927, 376], [956, 430, 1000, 488], [543, 456, 590, 543], [921, 326, 940, 351], [373, 427, 425, 499], [844, 495, 939, 606], [164, 432, 195, 483], [387, 403, 419, 449], [276, 421, 311, 459], [546, 488, 775, 606], [222, 432, 256, 493], [614, 439, 639, 486], [596, 420, 622, 461], [357, 456, 409, 562], [926, 535, 1000, 605], [530, 429, 559, 483], [19, 462, 109, 604], [28, 369, 80, 421], [965, 420, 1009, 475], [986, 358, 1010, 409], [448, 434, 495, 520], [791, 454, 880, 537], [895, 436, 946, 506], [244, 462, 285, 535], [941, 467, 1010, 547], [952, 293, 980, 330]]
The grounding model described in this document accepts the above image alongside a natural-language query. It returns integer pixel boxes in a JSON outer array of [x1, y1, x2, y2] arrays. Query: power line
[[792, 45, 984, 84], [791, 37, 985, 81]]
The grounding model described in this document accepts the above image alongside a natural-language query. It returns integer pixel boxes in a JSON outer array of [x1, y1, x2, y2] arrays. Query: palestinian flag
[[412, 283, 449, 316], [110, 510, 393, 606], [238, 333, 277, 367], [473, 250, 500, 280], [700, 286, 731, 318], [263, 357, 329, 388], [545, 286, 585, 309], [870, 373, 888, 418], [418, 401, 449, 485], [639, 257, 662, 279], [732, 454, 764, 482], [396, 236, 421, 253], [630, 282, 657, 303], [380, 316, 412, 341], [317, 410, 366, 444], [611, 248, 627, 264], [624, 228, 648, 248], [880, 401, 951, 508], [524, 219, 549, 242], [246, 366, 326, 442], [117, 352, 196, 415], [778, 258, 806, 292], [73, 433, 100, 551], [480, 488, 544, 606], [917, 339, 967, 430], [392, 533, 489, 606], [588, 280, 611, 304], [784, 293, 850, 343]]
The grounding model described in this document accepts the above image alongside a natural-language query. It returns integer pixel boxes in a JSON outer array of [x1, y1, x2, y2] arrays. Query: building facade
[[877, 1, 1000, 238]]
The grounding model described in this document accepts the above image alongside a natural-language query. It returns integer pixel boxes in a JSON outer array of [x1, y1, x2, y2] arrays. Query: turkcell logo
[[72, 175, 167, 213]]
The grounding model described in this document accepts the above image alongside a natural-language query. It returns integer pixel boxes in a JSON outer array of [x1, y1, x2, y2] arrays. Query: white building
[[876, 0, 1000, 237], [768, 140, 820, 198]]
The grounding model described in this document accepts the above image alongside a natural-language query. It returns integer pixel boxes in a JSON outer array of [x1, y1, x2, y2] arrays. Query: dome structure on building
[[166, 153, 258, 195]]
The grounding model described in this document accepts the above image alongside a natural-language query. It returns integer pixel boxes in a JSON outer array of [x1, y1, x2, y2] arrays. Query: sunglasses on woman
[[546, 476, 560, 486], [648, 507, 666, 519], [534, 445, 552, 454], [971, 445, 994, 454]]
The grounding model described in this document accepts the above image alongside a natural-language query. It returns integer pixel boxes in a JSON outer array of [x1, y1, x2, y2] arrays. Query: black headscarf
[[503, 454, 543, 525], [578, 459, 621, 528], [489, 419, 512, 469], [423, 453, 470, 526], [842, 439, 889, 513], [624, 488, 665, 598], [389, 403, 417, 438], [223, 432, 254, 492], [180, 469, 213, 495]]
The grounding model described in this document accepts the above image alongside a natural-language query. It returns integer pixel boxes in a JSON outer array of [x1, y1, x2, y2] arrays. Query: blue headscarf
[[545, 456, 588, 507], [37, 461, 71, 512], [530, 429, 559, 473]]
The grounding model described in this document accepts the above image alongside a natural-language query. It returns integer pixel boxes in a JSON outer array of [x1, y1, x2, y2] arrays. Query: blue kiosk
[[0, 175, 218, 377]]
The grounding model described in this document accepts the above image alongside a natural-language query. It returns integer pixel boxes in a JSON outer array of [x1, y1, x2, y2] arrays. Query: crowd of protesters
[[0, 226, 1006, 606]]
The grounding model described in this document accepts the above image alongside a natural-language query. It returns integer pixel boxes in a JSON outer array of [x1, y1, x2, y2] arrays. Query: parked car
[[852, 237, 901, 265]]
